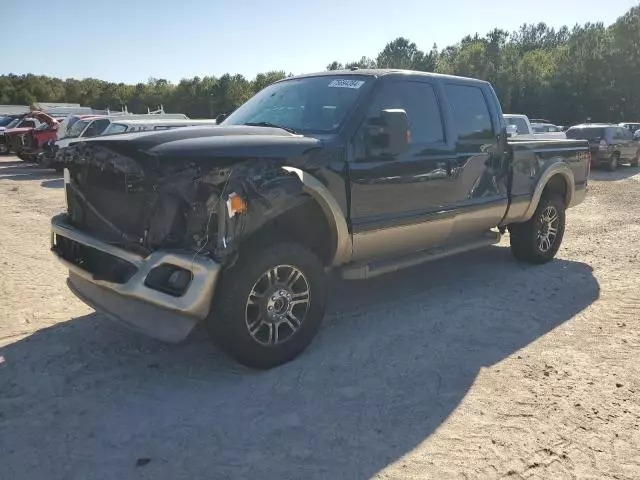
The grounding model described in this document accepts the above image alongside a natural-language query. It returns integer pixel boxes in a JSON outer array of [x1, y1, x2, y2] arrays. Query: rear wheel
[[508, 194, 566, 264], [606, 153, 619, 171], [206, 241, 327, 369]]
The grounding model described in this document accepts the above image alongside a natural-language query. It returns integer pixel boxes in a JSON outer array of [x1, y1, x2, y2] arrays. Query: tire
[[17, 153, 28, 162], [630, 149, 639, 167], [207, 241, 327, 369], [606, 153, 619, 171], [508, 194, 566, 265]]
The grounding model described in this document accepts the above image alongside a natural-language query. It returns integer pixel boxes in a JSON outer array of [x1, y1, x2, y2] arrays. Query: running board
[[340, 230, 502, 280]]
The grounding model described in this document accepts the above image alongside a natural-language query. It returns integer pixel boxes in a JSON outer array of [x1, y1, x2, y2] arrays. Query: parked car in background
[[532, 122, 565, 134], [566, 124, 639, 170], [1, 115, 39, 154], [4, 112, 59, 161], [101, 117, 217, 135], [504, 114, 532, 136], [0, 115, 23, 154], [51, 69, 589, 368], [56, 114, 99, 141], [504, 114, 566, 139], [530, 118, 552, 124], [40, 115, 213, 171], [619, 122, 640, 134]]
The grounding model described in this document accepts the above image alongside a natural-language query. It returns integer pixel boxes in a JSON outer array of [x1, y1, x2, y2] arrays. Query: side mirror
[[365, 109, 410, 156], [215, 113, 227, 124], [506, 124, 518, 137]]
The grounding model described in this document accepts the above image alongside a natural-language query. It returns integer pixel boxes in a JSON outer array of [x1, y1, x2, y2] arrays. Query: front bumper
[[51, 214, 221, 342]]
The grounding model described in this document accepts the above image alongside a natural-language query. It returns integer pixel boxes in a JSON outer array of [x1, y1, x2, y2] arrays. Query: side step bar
[[340, 230, 502, 280]]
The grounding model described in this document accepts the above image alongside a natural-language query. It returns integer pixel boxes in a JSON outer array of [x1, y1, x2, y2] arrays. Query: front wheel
[[207, 241, 327, 369], [606, 153, 619, 171], [508, 194, 566, 264], [630, 149, 639, 167]]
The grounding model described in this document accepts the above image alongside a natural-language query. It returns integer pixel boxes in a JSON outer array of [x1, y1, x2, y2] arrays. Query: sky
[[1, 0, 637, 84]]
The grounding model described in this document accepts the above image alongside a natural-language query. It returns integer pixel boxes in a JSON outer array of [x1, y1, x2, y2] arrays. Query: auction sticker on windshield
[[328, 79, 365, 89]]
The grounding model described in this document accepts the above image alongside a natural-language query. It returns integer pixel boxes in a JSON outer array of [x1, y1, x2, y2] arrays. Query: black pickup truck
[[51, 69, 590, 368]]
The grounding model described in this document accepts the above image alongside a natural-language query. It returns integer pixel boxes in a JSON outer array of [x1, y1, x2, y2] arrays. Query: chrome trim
[[51, 214, 221, 335], [520, 161, 575, 222], [282, 167, 352, 265]]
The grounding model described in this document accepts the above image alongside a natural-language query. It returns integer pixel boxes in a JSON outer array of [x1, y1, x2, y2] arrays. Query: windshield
[[505, 117, 529, 134], [566, 127, 606, 141], [223, 75, 373, 134], [0, 116, 15, 127], [66, 119, 91, 138], [102, 123, 129, 135]]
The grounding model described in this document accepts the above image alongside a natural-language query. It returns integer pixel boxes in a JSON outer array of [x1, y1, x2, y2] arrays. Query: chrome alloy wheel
[[537, 205, 560, 253], [245, 265, 311, 346]]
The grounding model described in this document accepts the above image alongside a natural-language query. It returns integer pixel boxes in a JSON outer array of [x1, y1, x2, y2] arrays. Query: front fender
[[281, 167, 352, 266]]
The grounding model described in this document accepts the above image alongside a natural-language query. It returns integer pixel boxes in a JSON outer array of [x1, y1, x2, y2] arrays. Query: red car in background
[[5, 112, 60, 161]]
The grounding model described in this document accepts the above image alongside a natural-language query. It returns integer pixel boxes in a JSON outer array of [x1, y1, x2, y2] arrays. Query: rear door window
[[444, 84, 493, 141]]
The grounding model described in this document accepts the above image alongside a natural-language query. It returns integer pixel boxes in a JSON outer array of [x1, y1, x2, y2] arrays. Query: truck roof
[[281, 69, 490, 86]]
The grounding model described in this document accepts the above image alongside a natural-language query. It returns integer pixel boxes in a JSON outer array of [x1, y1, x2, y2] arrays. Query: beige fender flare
[[282, 167, 352, 266], [521, 161, 575, 222]]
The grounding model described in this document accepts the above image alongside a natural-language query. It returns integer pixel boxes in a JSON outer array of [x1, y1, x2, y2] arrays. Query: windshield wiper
[[243, 122, 298, 134]]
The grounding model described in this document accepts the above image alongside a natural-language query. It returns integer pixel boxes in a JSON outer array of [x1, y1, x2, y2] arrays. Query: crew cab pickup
[[51, 70, 590, 368]]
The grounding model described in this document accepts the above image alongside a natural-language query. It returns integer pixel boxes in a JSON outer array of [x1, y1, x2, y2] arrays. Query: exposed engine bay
[[60, 141, 312, 266]]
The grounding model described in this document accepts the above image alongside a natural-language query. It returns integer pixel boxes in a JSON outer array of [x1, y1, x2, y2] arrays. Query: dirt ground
[[0, 155, 638, 480]]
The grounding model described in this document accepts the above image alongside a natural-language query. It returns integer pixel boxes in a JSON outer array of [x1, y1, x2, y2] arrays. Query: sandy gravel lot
[[0, 156, 638, 480]]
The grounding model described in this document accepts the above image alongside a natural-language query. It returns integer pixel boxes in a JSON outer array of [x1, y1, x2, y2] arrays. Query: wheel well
[[242, 198, 335, 266], [543, 174, 569, 206]]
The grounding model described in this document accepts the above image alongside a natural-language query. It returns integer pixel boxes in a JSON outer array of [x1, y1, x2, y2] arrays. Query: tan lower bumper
[[51, 214, 221, 342]]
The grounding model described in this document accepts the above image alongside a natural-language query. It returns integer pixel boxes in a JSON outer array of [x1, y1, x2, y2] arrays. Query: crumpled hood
[[80, 125, 323, 166]]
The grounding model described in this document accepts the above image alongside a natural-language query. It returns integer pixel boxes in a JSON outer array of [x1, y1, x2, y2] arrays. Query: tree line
[[1, 4, 638, 125]]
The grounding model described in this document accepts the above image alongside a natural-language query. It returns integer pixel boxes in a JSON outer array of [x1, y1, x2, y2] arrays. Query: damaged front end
[[51, 140, 314, 341]]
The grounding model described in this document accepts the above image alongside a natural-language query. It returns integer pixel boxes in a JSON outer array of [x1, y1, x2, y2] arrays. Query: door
[[441, 83, 508, 238], [349, 78, 458, 262]]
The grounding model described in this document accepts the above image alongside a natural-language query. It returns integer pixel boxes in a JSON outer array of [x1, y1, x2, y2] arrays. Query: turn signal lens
[[227, 193, 247, 217]]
